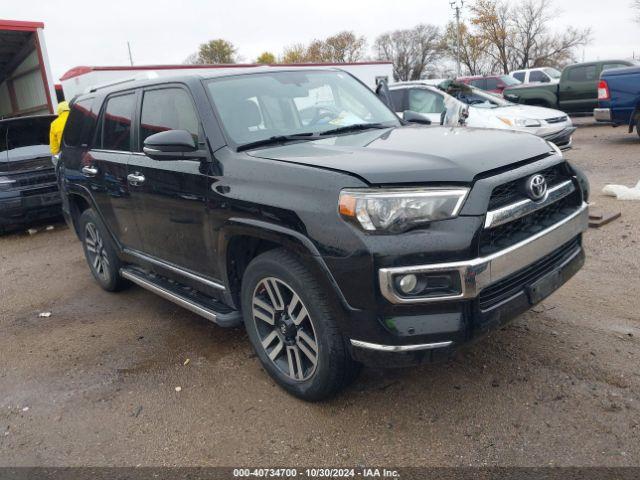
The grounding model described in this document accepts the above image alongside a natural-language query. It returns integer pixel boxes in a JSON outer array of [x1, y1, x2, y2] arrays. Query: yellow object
[[49, 102, 70, 155]]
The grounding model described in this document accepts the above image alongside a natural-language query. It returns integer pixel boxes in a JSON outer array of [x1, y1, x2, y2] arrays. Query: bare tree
[[323, 31, 367, 62], [443, 22, 491, 75], [374, 24, 443, 81], [511, 0, 590, 70], [281, 31, 367, 64], [470, 0, 513, 74]]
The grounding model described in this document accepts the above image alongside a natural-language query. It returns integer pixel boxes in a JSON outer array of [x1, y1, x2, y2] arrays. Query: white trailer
[[0, 20, 57, 118], [59, 62, 394, 100]]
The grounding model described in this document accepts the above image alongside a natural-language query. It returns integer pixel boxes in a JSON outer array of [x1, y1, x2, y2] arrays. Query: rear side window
[[64, 98, 95, 147], [408, 89, 445, 114], [567, 65, 597, 82], [512, 72, 525, 82], [529, 71, 547, 82], [139, 88, 200, 150], [485, 78, 499, 90], [100, 93, 135, 151]]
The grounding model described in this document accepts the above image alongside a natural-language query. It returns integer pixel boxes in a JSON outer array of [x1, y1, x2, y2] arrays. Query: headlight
[[339, 187, 469, 233], [498, 117, 541, 127]]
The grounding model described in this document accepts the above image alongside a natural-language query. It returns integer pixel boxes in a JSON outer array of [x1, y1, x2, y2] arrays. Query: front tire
[[79, 209, 128, 292], [241, 249, 360, 401]]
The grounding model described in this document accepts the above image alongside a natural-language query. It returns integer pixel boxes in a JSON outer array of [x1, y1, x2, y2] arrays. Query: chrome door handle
[[127, 173, 145, 185], [82, 165, 98, 177]]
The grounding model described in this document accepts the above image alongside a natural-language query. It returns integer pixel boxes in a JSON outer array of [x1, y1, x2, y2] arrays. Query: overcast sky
[[5, 0, 639, 80]]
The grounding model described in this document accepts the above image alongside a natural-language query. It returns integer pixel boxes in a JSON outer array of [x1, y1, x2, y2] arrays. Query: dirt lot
[[0, 123, 639, 467]]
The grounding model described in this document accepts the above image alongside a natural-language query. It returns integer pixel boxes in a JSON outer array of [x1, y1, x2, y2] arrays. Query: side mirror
[[375, 80, 394, 109], [402, 110, 432, 125], [143, 130, 204, 160]]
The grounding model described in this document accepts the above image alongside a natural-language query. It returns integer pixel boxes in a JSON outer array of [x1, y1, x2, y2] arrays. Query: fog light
[[398, 274, 418, 294]]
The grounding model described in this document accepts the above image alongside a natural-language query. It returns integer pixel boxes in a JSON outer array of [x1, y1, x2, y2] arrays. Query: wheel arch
[[220, 218, 354, 313]]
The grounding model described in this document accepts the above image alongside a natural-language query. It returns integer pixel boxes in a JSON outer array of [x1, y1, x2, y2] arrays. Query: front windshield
[[500, 75, 521, 86], [544, 68, 562, 79], [205, 70, 400, 145]]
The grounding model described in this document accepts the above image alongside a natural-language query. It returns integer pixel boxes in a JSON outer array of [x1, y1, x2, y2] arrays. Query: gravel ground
[[0, 123, 638, 467]]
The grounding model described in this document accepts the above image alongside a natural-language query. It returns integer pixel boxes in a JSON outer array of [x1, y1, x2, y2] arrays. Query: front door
[[86, 91, 143, 250], [127, 85, 218, 278]]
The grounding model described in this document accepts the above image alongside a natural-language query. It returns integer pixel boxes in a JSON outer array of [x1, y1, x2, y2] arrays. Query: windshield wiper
[[237, 133, 317, 152], [319, 123, 390, 136]]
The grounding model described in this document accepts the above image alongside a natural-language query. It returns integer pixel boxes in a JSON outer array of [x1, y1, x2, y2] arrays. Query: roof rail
[[86, 71, 159, 93]]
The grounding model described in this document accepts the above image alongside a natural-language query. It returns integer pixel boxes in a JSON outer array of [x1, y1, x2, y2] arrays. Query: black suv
[[1, 115, 60, 233], [59, 68, 588, 400]]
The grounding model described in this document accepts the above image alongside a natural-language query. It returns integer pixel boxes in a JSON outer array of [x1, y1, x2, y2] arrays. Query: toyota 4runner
[[59, 68, 588, 401]]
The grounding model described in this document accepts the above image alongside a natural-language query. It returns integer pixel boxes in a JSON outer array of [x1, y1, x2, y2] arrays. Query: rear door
[[127, 84, 217, 277], [559, 63, 599, 112], [85, 91, 143, 249]]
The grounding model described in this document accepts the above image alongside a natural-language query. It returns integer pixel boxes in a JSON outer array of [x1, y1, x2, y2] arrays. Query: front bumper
[[0, 187, 62, 228], [349, 203, 588, 366], [543, 126, 576, 150]]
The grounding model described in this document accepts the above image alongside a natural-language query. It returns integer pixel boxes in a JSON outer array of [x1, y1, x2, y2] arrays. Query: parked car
[[456, 75, 521, 94], [594, 65, 640, 137], [510, 67, 562, 85], [59, 68, 588, 400], [0, 114, 61, 234], [388, 81, 576, 149], [503, 60, 636, 114]]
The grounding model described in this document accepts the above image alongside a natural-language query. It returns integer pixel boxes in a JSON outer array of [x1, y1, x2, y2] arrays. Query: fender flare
[[219, 217, 358, 313]]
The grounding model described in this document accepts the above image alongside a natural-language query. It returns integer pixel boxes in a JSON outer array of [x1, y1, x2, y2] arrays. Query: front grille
[[11, 170, 57, 189], [488, 163, 570, 210], [21, 185, 58, 197], [477, 237, 580, 311], [480, 190, 581, 255], [545, 116, 568, 124]]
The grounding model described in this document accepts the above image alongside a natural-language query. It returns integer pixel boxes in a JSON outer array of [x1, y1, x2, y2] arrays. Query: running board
[[120, 266, 242, 328]]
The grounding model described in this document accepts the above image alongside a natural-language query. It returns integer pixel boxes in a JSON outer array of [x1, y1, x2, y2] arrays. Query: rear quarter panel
[[600, 67, 640, 126]]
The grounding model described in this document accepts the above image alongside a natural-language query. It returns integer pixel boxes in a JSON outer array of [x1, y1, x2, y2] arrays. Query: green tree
[[185, 39, 237, 64], [256, 51, 276, 64]]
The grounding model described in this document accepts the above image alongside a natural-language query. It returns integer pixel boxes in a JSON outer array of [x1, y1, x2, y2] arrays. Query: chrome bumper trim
[[350, 339, 453, 352], [594, 108, 612, 122], [379, 203, 588, 304], [484, 179, 575, 228]]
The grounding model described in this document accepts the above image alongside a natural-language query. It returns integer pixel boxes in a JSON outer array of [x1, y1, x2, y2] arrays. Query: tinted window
[[567, 65, 597, 82], [64, 98, 95, 147], [408, 89, 445, 114], [529, 70, 548, 82], [469, 78, 485, 89], [140, 88, 200, 150], [389, 90, 405, 111], [513, 72, 525, 82], [101, 94, 134, 151], [485, 78, 499, 90]]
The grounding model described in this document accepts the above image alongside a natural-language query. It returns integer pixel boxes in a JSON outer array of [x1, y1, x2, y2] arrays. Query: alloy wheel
[[252, 277, 319, 381], [84, 222, 110, 282]]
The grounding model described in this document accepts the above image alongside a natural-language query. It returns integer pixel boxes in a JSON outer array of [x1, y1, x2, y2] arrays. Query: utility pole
[[450, 0, 464, 77], [127, 41, 134, 66]]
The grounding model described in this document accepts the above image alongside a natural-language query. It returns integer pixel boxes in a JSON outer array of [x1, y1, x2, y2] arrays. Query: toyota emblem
[[525, 174, 547, 201]]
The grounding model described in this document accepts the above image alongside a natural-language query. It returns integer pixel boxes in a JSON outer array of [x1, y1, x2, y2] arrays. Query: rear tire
[[79, 209, 128, 292], [241, 249, 360, 401]]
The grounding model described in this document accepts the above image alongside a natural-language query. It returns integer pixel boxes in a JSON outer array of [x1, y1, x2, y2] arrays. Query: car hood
[[0, 145, 52, 173], [246, 126, 552, 184], [484, 104, 569, 121]]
